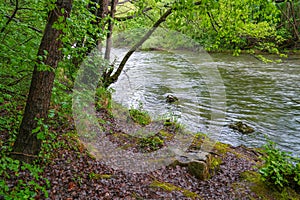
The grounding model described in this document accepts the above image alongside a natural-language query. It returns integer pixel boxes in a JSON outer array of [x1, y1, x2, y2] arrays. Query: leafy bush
[[129, 108, 151, 126], [138, 136, 164, 151], [259, 141, 300, 191]]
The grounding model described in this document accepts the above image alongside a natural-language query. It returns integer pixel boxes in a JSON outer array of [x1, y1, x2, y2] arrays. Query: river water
[[110, 49, 300, 155]]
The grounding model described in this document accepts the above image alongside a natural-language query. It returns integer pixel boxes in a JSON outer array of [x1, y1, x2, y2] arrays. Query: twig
[[1, 0, 19, 33], [10, 151, 38, 158]]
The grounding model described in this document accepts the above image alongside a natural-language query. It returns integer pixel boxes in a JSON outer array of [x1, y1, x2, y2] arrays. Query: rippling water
[[110, 49, 300, 155]]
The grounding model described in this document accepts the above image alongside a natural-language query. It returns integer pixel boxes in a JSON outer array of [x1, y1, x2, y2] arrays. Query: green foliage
[[259, 141, 300, 190], [0, 156, 49, 199], [129, 105, 151, 126], [138, 136, 164, 151], [95, 87, 112, 110], [59, 0, 107, 80], [0, 98, 24, 152]]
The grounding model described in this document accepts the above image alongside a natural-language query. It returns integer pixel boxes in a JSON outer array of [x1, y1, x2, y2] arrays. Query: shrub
[[129, 108, 151, 126], [259, 141, 300, 191]]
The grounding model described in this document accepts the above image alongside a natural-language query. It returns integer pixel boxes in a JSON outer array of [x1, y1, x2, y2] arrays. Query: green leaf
[[32, 126, 41, 134]]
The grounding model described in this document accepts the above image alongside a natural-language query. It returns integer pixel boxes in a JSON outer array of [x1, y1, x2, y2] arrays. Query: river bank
[[1, 104, 300, 199]]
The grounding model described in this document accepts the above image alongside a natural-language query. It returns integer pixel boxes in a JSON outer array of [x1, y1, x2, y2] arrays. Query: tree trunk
[[104, 0, 118, 60], [103, 1, 202, 88], [11, 0, 73, 163], [103, 8, 173, 88]]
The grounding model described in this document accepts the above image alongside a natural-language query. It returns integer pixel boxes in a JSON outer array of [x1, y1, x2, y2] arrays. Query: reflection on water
[[111, 49, 300, 155]]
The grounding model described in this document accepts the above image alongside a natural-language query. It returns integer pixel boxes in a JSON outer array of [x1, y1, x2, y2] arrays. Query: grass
[[129, 108, 151, 126]]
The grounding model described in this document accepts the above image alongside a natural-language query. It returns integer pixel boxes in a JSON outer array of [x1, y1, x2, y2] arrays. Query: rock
[[171, 150, 212, 180], [166, 95, 178, 103], [229, 121, 254, 134]]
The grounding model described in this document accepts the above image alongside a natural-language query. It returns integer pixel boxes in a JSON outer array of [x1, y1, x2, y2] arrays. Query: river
[[110, 49, 300, 156]]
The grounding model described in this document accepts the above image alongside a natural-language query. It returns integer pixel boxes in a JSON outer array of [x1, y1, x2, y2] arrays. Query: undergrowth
[[259, 140, 300, 192]]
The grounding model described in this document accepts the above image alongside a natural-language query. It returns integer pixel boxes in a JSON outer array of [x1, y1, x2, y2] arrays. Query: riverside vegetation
[[1, 0, 299, 199], [1, 87, 300, 199]]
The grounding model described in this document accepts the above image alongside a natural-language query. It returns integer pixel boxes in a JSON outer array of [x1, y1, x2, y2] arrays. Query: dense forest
[[1, 0, 300, 199]]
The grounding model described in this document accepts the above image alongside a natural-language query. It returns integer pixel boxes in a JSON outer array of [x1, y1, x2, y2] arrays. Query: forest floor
[[1, 106, 300, 200]]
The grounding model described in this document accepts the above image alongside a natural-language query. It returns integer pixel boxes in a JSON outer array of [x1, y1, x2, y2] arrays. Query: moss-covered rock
[[171, 150, 212, 180], [229, 121, 254, 134], [166, 94, 178, 103], [88, 172, 113, 180], [150, 180, 201, 199]]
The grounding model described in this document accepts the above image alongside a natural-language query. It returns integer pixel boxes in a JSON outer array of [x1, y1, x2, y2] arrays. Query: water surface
[[110, 49, 300, 155]]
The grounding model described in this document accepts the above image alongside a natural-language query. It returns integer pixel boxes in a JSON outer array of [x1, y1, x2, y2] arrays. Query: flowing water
[[110, 49, 300, 155]]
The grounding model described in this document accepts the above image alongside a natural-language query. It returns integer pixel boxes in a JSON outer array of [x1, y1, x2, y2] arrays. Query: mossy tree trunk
[[11, 0, 73, 163]]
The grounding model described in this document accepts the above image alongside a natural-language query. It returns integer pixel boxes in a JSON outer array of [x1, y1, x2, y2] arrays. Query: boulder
[[171, 150, 212, 180], [166, 95, 178, 103], [229, 121, 254, 134]]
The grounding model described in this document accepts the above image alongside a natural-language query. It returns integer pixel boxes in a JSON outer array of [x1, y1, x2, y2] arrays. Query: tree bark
[[105, 0, 118, 60], [11, 0, 73, 163]]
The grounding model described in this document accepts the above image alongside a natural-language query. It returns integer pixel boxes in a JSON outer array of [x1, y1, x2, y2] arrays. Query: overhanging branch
[[103, 1, 202, 87]]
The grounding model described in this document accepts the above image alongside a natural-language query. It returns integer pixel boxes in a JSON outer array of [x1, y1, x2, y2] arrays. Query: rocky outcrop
[[229, 121, 254, 134], [171, 150, 212, 180]]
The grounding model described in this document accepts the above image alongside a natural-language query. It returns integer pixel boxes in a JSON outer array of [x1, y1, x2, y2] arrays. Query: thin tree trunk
[[99, 0, 109, 49], [103, 1, 202, 88], [105, 0, 118, 60], [11, 0, 73, 163], [103, 8, 173, 87]]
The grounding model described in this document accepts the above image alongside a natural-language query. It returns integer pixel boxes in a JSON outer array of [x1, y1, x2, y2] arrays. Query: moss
[[88, 172, 113, 180], [129, 108, 151, 126], [187, 160, 209, 180], [214, 142, 230, 155], [189, 132, 207, 150], [138, 136, 164, 151], [150, 180, 201, 199], [163, 121, 173, 126], [237, 171, 300, 200], [158, 130, 173, 140], [210, 156, 222, 173], [112, 132, 131, 139]]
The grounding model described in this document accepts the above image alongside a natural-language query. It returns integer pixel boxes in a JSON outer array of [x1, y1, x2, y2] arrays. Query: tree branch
[[103, 1, 202, 87], [7, 74, 31, 87], [207, 11, 220, 33], [1, 0, 19, 33], [103, 8, 173, 87], [4, 14, 42, 33], [115, 7, 152, 21]]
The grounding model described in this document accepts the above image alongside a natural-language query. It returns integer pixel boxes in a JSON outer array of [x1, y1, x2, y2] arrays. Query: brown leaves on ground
[[1, 108, 263, 199], [36, 143, 259, 199]]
